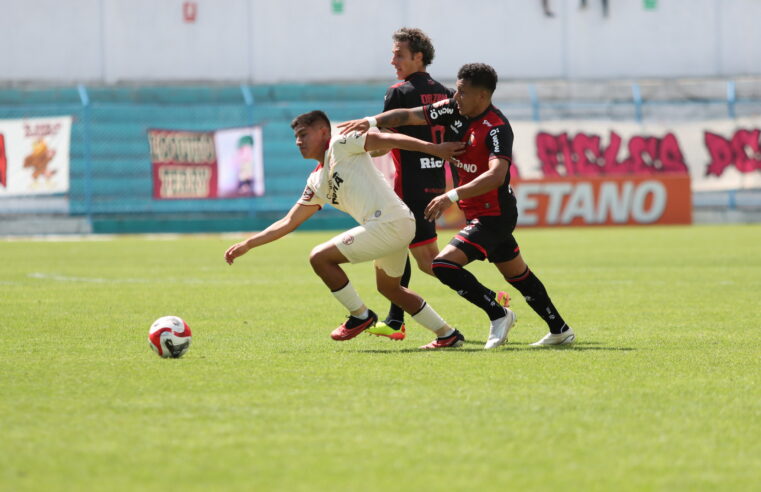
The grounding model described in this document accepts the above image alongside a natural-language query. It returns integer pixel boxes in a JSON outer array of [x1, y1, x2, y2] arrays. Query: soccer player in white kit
[[225, 111, 467, 348]]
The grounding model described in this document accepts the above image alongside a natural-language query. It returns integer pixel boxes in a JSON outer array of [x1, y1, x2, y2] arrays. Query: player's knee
[[414, 255, 435, 275], [308, 246, 328, 271], [431, 259, 462, 287]]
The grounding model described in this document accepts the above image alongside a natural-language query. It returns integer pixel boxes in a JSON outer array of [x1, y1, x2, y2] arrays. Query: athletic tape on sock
[[412, 302, 447, 334], [331, 281, 364, 313]]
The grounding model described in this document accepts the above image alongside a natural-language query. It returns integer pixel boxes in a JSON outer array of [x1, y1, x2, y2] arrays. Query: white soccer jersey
[[297, 131, 413, 224]]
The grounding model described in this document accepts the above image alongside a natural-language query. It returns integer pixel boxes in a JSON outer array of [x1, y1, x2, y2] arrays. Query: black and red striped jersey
[[383, 72, 454, 201], [423, 98, 514, 220]]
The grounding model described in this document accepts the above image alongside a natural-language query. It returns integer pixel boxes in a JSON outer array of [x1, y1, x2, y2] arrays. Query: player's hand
[[337, 118, 370, 135], [430, 142, 466, 162], [424, 194, 454, 222], [224, 241, 252, 265]]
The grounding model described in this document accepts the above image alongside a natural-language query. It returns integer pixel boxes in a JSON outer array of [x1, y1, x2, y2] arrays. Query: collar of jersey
[[464, 104, 495, 123], [404, 71, 429, 81]]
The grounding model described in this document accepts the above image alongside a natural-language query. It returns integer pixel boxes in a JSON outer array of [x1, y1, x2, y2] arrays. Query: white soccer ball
[[148, 316, 192, 358]]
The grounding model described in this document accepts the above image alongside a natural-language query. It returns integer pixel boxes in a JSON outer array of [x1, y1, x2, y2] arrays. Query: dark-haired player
[[225, 110, 467, 349], [340, 64, 575, 349], [367, 28, 458, 341]]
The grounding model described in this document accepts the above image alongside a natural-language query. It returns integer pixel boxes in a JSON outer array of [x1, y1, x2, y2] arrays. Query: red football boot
[[330, 310, 378, 341]]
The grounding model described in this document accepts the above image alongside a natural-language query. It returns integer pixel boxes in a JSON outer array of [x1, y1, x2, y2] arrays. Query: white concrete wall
[[1, 0, 759, 83], [0, 0, 103, 81]]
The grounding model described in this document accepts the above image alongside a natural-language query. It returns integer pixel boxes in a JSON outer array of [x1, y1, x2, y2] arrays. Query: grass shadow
[[356, 341, 634, 354]]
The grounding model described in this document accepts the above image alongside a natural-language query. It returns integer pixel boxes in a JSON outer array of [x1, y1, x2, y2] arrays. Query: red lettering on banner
[[704, 129, 761, 176], [536, 131, 688, 177], [0, 133, 6, 188], [24, 122, 62, 138]]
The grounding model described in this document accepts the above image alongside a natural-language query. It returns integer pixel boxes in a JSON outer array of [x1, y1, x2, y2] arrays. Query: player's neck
[[311, 139, 330, 161], [466, 100, 492, 119]]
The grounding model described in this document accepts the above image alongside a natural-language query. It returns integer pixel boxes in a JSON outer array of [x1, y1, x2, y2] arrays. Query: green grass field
[[1, 224, 759, 491]]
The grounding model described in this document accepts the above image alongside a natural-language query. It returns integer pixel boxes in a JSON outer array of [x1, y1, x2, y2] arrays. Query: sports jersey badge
[[301, 186, 315, 201]]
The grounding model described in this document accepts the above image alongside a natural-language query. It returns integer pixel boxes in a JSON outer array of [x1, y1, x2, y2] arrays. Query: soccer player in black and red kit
[[341, 63, 575, 349], [367, 28, 455, 340]]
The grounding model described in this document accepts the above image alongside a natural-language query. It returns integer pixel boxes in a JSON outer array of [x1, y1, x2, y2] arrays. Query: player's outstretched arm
[[338, 107, 428, 135], [224, 203, 319, 264], [364, 131, 465, 162]]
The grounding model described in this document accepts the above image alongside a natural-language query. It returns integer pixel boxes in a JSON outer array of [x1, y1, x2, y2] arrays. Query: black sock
[[385, 256, 411, 328], [508, 267, 567, 334], [432, 259, 505, 321]]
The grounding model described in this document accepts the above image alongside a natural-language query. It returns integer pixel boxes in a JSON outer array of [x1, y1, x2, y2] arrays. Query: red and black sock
[[432, 259, 505, 321], [508, 267, 567, 334]]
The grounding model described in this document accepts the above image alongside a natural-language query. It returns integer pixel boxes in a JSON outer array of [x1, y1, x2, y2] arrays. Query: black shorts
[[406, 199, 437, 248], [449, 197, 520, 264]]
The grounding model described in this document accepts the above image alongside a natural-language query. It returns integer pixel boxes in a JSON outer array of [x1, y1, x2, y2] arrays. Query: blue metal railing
[[2, 82, 759, 224], [77, 84, 93, 224]]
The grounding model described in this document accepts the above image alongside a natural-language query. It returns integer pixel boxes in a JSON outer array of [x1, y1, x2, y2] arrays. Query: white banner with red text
[[511, 117, 761, 192], [0, 116, 71, 196]]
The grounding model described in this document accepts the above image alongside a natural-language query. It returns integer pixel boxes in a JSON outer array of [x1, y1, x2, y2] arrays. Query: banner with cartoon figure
[[511, 117, 761, 191], [0, 116, 71, 196], [149, 126, 264, 200], [214, 126, 265, 198]]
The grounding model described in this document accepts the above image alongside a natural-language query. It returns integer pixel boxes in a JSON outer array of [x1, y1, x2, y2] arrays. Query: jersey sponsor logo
[[450, 120, 464, 134], [420, 157, 444, 169], [490, 128, 501, 154], [451, 159, 478, 173], [429, 105, 455, 120], [328, 171, 344, 204], [482, 120, 493, 127], [301, 185, 315, 201]]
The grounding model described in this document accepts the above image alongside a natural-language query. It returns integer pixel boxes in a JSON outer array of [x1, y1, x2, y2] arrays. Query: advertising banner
[[513, 174, 692, 227], [149, 129, 217, 199], [0, 116, 71, 196], [149, 126, 264, 200], [511, 117, 761, 191]]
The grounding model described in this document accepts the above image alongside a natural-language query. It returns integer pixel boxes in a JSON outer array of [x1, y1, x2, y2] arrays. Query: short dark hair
[[457, 63, 498, 94], [392, 27, 435, 66], [291, 110, 331, 130]]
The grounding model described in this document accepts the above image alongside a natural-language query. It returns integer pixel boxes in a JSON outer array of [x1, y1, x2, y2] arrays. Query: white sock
[[412, 302, 448, 335], [331, 281, 364, 313], [438, 328, 455, 338], [355, 309, 369, 320]]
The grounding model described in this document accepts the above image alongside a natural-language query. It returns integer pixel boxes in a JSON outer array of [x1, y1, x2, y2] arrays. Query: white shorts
[[333, 217, 415, 278]]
